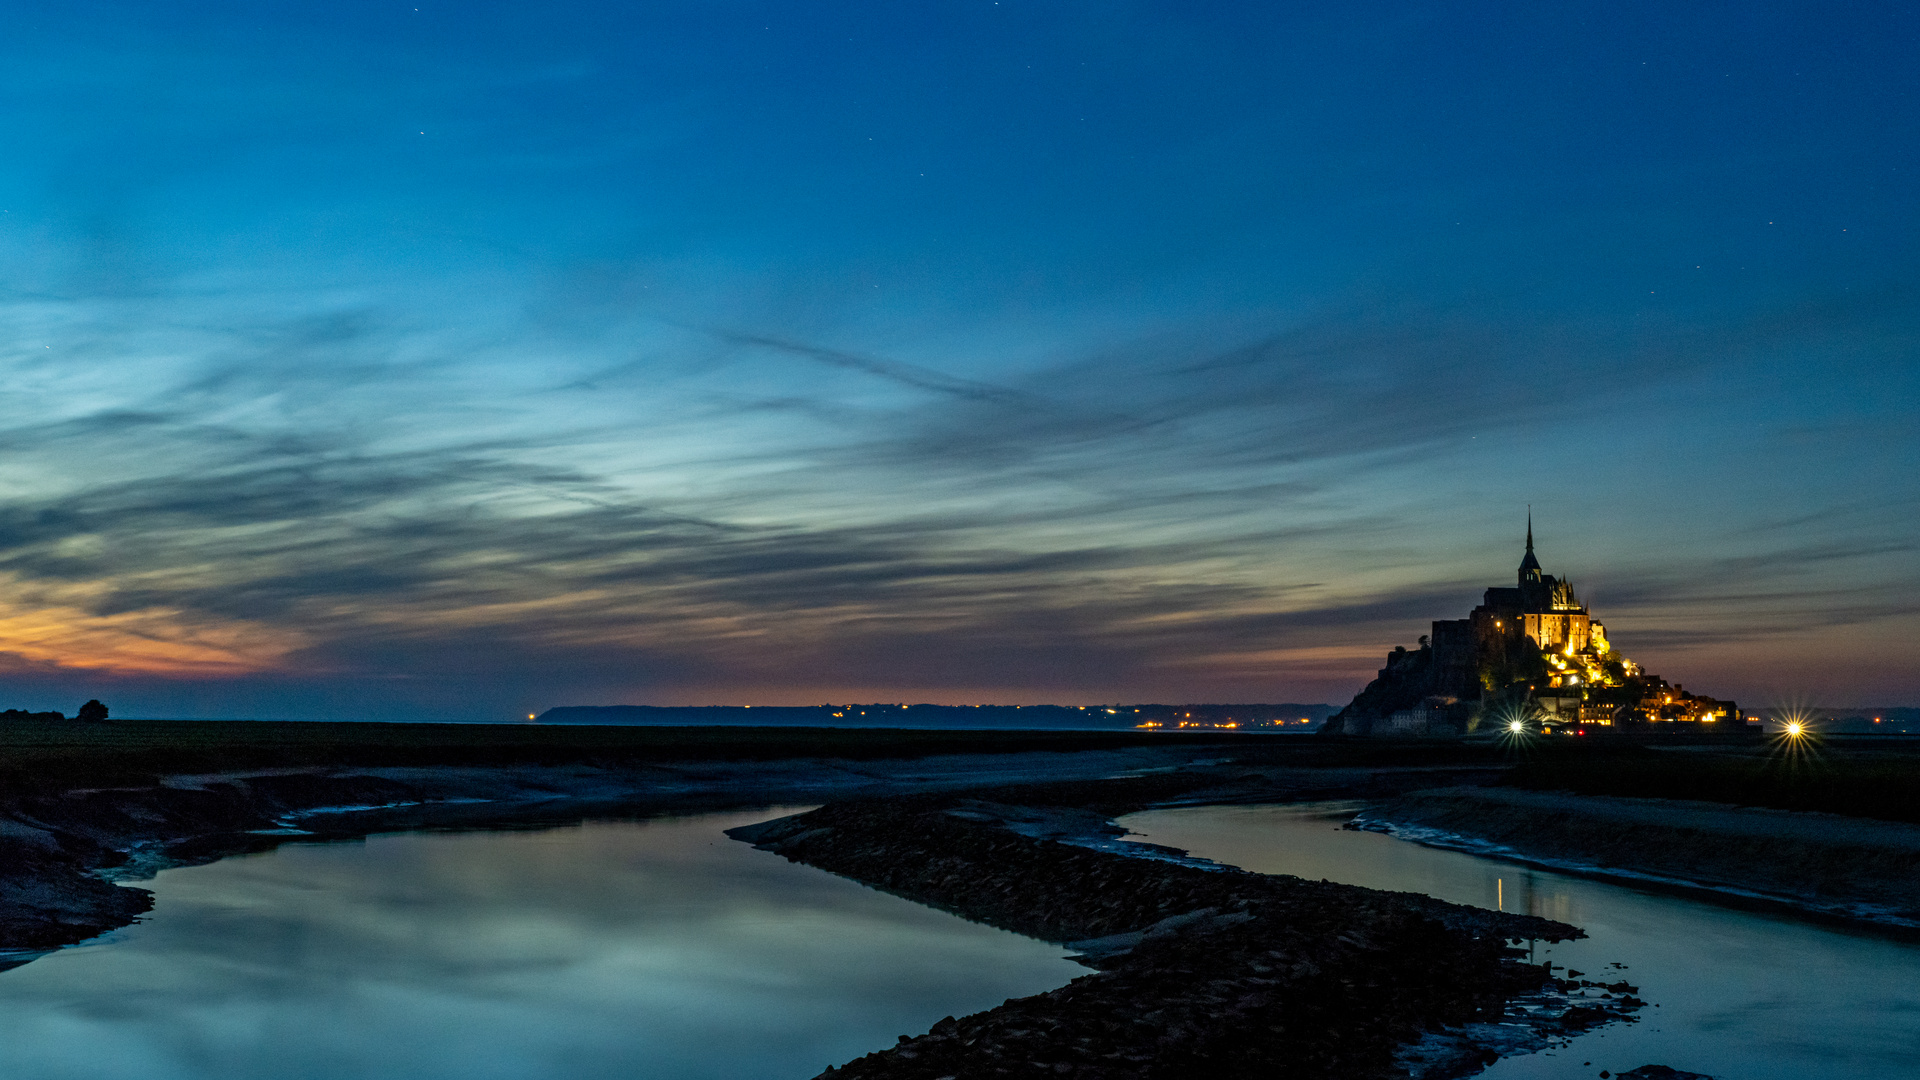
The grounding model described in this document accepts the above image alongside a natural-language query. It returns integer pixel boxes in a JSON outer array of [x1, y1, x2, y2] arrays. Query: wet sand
[[1356, 786, 1920, 928]]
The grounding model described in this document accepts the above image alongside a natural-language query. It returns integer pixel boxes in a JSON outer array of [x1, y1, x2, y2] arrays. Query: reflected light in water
[[0, 810, 1082, 1080], [1118, 802, 1920, 1080]]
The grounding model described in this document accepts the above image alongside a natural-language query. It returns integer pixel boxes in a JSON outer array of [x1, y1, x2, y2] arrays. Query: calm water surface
[[1120, 802, 1920, 1080], [0, 809, 1082, 1080]]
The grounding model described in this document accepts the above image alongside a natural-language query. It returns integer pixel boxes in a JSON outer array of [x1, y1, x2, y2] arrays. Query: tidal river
[[1119, 802, 1920, 1080], [4, 803, 1915, 1079], [0, 809, 1081, 1080]]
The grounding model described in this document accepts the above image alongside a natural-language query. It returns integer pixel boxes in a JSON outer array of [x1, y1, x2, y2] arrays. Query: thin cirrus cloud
[[0, 279, 1912, 716], [0, 2, 1915, 715]]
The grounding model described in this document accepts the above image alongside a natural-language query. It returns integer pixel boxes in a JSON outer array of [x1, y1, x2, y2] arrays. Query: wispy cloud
[[1, 274, 1911, 716]]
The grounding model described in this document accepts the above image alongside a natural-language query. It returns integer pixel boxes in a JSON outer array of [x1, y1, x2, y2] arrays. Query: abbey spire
[[1518, 508, 1542, 583]]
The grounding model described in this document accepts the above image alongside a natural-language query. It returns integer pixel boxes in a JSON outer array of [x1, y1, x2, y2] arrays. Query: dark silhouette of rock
[[1324, 524, 1739, 737]]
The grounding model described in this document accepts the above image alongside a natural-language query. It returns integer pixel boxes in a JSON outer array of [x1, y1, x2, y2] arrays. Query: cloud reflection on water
[[0, 811, 1082, 1080]]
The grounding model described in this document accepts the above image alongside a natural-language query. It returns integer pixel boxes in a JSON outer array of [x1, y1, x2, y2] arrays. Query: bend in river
[[1118, 802, 1920, 1080]]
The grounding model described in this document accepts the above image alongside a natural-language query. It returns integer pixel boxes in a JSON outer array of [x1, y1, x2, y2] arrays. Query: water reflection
[[1120, 802, 1920, 1080], [0, 810, 1081, 1080]]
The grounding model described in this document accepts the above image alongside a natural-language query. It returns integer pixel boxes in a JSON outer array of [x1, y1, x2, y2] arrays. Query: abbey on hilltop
[[1322, 517, 1740, 737]]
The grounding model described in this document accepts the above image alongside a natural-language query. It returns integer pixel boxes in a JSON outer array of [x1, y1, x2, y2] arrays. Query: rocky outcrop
[[1321, 642, 1477, 737], [0, 771, 428, 949]]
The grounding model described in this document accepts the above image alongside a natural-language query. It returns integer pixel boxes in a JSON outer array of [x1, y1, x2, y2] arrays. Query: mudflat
[[1358, 786, 1920, 927]]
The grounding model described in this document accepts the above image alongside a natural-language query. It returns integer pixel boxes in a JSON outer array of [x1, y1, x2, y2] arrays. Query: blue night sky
[[0, 1, 1915, 719]]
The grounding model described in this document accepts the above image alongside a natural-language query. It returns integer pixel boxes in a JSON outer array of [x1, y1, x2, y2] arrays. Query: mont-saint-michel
[[3, 3, 1915, 1079], [1325, 521, 1740, 738]]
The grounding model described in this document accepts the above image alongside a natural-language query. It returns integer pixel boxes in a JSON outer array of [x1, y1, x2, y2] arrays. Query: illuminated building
[[1323, 517, 1738, 736], [1428, 513, 1635, 703]]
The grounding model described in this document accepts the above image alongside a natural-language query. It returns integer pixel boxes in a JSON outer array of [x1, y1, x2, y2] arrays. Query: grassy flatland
[[0, 718, 1261, 789], [1503, 740, 1920, 825], [0, 719, 1503, 789], [4, 717, 1914, 824]]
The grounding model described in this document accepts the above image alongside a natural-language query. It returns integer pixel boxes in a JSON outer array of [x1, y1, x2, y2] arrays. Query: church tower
[[1518, 509, 1542, 585]]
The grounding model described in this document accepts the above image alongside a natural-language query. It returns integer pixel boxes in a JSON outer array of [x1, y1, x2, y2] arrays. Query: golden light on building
[[1330, 519, 1740, 738]]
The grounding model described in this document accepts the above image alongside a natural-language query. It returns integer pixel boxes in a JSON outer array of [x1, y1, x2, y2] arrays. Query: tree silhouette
[[76, 699, 108, 723]]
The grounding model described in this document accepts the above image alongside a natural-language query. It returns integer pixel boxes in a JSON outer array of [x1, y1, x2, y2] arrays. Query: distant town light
[[1785, 721, 1804, 736], [1508, 720, 1524, 733]]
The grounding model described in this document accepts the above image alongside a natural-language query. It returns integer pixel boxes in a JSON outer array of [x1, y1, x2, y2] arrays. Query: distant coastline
[[20, 703, 1913, 732], [536, 702, 1338, 730]]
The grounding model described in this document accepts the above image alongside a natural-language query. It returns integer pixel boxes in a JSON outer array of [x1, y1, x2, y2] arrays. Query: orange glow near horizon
[[0, 576, 303, 676]]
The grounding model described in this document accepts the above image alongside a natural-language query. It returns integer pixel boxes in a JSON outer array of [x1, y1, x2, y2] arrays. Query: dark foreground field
[[6, 716, 1913, 818], [1, 719, 1913, 1076], [0, 717, 1248, 786]]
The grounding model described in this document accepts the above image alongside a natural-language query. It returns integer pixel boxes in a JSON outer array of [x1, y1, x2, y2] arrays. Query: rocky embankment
[[1357, 787, 1920, 927], [0, 769, 454, 952], [731, 798, 1645, 1080]]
